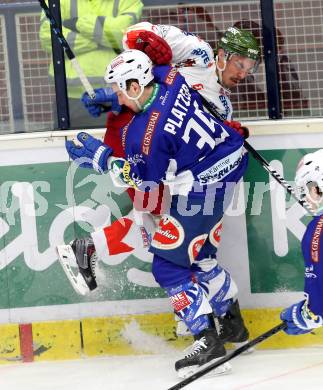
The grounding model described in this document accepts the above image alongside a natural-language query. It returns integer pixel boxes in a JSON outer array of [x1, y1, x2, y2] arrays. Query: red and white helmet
[[295, 149, 323, 201], [104, 49, 154, 94]]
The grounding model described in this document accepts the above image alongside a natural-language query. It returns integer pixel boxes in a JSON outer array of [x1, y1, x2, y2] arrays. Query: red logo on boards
[[104, 218, 134, 255]]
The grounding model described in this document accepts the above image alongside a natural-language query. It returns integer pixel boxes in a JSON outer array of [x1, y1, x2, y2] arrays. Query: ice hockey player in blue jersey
[[281, 149, 323, 334], [66, 49, 249, 378]]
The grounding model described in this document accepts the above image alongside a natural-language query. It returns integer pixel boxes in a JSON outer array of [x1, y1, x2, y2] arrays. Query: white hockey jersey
[[123, 22, 233, 120]]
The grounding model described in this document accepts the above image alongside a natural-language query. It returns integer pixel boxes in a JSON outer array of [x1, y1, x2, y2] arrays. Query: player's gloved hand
[[224, 120, 249, 139], [62, 18, 79, 33], [126, 30, 172, 65], [280, 300, 323, 335], [66, 132, 112, 172], [81, 88, 122, 117]]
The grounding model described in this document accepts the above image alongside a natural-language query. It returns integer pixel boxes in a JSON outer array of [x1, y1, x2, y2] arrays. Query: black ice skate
[[175, 328, 231, 378], [57, 237, 98, 295], [216, 300, 253, 352], [71, 237, 97, 290]]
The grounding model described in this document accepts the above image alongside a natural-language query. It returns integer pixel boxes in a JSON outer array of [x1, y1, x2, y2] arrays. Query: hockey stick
[[199, 95, 315, 216], [38, 0, 96, 99], [167, 322, 287, 390]]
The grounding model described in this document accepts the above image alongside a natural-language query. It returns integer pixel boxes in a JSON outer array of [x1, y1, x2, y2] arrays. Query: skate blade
[[57, 245, 89, 296], [177, 360, 232, 379]]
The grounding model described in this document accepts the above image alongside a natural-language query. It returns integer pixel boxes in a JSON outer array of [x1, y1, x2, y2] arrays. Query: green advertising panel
[[245, 148, 314, 294], [0, 147, 316, 310], [0, 161, 164, 309]]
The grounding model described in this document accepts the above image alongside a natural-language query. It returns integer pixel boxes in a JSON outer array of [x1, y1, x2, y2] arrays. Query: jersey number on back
[[182, 101, 229, 150]]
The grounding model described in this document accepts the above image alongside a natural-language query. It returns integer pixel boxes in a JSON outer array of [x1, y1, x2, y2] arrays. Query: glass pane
[[16, 11, 56, 131], [0, 1, 56, 134], [142, 1, 268, 120], [274, 0, 323, 118]]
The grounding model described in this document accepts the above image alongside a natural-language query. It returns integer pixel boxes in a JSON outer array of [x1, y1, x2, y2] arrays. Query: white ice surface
[[0, 348, 322, 390]]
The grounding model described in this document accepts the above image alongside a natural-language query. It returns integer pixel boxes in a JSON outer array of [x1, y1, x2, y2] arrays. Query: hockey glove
[[280, 300, 323, 335], [66, 132, 112, 172], [81, 88, 122, 117], [127, 30, 172, 65], [224, 120, 249, 139]]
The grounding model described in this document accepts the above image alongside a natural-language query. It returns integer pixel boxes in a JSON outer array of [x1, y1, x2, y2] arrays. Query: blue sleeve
[[123, 113, 178, 191], [302, 216, 323, 316]]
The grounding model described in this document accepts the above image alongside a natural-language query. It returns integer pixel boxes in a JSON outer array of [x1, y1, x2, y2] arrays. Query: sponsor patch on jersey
[[209, 219, 223, 248], [188, 234, 208, 262], [142, 111, 160, 155], [159, 91, 170, 106], [151, 215, 184, 250], [120, 161, 142, 189], [170, 291, 191, 312], [305, 265, 317, 279], [176, 59, 196, 68], [219, 87, 231, 97], [311, 215, 323, 262], [121, 117, 134, 150], [139, 226, 151, 248], [197, 147, 243, 185], [191, 83, 204, 90], [191, 48, 210, 64], [165, 67, 178, 85]]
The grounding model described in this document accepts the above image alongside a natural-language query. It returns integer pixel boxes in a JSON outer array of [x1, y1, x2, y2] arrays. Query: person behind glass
[[232, 19, 309, 114], [39, 0, 143, 128], [281, 149, 323, 335]]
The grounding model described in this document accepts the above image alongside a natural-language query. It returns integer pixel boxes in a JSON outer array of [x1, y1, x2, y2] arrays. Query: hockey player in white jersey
[[123, 22, 260, 123]]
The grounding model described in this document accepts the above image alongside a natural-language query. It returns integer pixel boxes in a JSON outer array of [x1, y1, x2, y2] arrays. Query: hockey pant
[[150, 194, 238, 335]]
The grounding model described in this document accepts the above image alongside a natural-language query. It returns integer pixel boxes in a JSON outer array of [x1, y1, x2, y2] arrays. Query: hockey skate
[[175, 328, 231, 379], [215, 300, 253, 353], [57, 237, 98, 295]]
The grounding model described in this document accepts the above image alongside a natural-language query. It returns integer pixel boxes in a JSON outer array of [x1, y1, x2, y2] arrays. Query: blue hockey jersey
[[302, 214, 323, 316], [120, 65, 248, 198]]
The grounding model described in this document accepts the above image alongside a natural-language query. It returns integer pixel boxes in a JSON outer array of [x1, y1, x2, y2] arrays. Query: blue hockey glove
[[81, 88, 122, 117], [280, 300, 323, 335], [66, 132, 112, 172]]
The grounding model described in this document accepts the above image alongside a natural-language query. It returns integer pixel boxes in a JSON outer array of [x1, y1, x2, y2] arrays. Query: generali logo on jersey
[[311, 216, 323, 262], [151, 215, 184, 250], [142, 111, 160, 155]]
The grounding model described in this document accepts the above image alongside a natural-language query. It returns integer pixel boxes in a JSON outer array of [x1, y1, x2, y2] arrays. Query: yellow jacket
[[39, 0, 143, 98]]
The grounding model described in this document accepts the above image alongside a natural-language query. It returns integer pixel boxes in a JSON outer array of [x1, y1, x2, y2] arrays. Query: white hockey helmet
[[104, 49, 154, 93], [295, 149, 323, 201]]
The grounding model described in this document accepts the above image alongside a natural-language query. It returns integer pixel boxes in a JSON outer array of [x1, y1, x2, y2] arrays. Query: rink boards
[[0, 309, 323, 363], [0, 119, 322, 362]]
